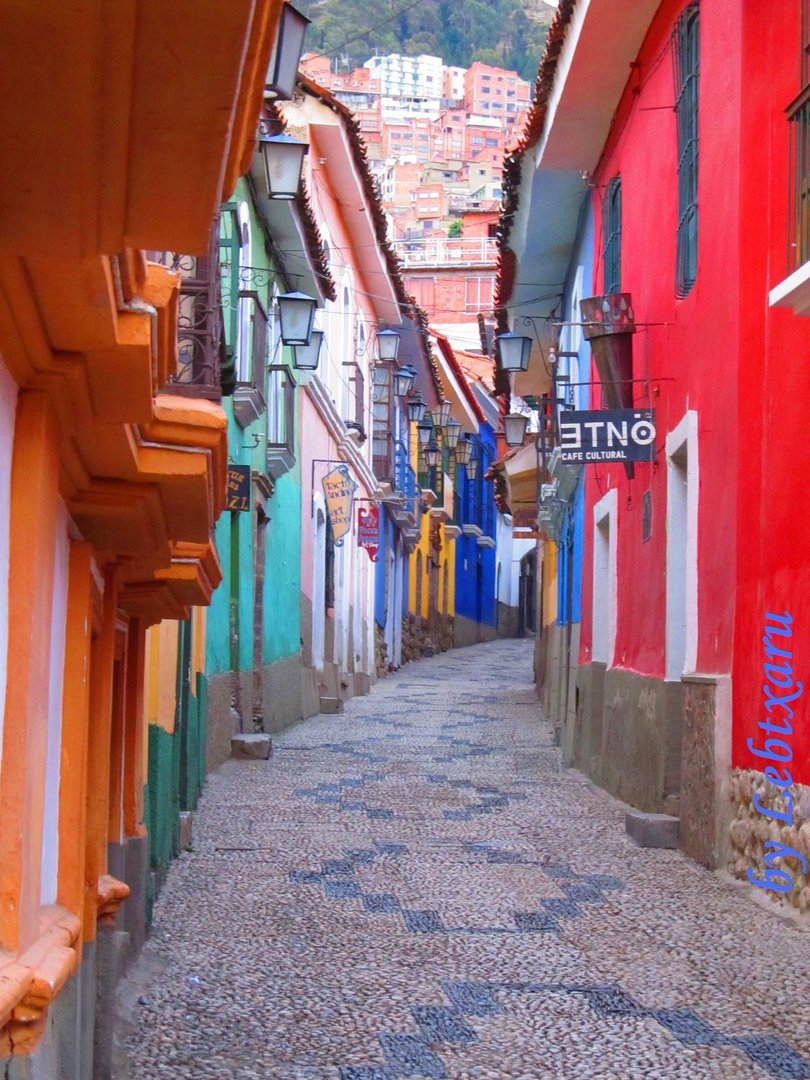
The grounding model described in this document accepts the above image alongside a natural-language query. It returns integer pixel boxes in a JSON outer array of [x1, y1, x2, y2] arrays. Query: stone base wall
[[572, 663, 732, 869], [259, 653, 305, 735], [453, 613, 496, 649], [206, 671, 239, 772], [496, 601, 520, 639], [728, 770, 810, 915]]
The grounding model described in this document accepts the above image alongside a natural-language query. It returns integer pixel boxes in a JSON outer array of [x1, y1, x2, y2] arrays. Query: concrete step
[[231, 733, 272, 760], [625, 809, 679, 849], [319, 696, 344, 714]]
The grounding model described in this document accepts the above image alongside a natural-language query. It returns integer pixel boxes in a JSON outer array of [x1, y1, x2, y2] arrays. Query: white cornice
[[304, 376, 383, 497]]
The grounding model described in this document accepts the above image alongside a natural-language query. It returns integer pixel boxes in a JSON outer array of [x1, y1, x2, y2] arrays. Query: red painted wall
[[579, 0, 740, 679], [734, 2, 810, 783]]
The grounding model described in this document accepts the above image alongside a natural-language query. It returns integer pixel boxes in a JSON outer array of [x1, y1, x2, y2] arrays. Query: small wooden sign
[[226, 464, 251, 512], [322, 464, 357, 546]]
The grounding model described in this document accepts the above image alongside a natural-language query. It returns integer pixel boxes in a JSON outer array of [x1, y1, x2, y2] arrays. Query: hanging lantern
[[428, 401, 452, 429], [425, 442, 440, 469], [444, 418, 462, 450], [504, 413, 529, 447], [467, 451, 479, 480], [393, 365, 417, 398], [495, 332, 532, 373], [292, 328, 323, 371], [408, 395, 427, 423], [265, 3, 311, 101], [259, 133, 308, 200], [376, 328, 401, 363], [455, 436, 473, 466], [417, 418, 433, 445], [278, 291, 317, 346]]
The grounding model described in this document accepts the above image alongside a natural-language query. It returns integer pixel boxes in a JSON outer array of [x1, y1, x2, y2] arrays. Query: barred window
[[603, 177, 622, 295], [673, 3, 700, 297]]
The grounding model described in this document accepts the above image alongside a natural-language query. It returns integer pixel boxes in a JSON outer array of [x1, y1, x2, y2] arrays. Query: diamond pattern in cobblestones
[[120, 640, 810, 1080]]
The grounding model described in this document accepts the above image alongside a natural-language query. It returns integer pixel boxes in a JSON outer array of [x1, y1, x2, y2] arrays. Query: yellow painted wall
[[543, 540, 558, 627], [144, 621, 179, 735]]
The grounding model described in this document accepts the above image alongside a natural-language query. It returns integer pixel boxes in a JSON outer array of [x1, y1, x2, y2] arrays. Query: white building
[[365, 53, 444, 118]]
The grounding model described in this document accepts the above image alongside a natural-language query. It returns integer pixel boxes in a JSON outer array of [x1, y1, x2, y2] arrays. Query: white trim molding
[[665, 410, 699, 680], [592, 487, 618, 666]]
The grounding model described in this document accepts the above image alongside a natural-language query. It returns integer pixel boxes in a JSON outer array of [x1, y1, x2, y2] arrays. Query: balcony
[[150, 223, 223, 402], [391, 236, 498, 269]]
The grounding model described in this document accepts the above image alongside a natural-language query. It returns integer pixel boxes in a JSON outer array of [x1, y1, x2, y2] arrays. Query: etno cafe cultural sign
[[558, 409, 657, 464]]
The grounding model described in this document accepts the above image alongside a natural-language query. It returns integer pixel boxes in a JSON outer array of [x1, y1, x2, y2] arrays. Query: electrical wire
[[303, 0, 427, 63]]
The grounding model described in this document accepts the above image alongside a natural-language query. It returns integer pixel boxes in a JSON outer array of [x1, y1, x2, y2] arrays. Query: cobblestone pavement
[[121, 640, 810, 1080]]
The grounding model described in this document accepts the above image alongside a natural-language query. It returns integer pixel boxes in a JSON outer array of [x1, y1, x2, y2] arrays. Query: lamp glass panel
[[293, 328, 323, 370], [278, 291, 317, 346]]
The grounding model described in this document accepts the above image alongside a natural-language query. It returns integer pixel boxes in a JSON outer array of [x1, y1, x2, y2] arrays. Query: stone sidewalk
[[119, 640, 810, 1080]]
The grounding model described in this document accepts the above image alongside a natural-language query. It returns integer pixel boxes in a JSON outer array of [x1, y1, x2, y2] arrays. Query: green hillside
[[296, 0, 553, 83]]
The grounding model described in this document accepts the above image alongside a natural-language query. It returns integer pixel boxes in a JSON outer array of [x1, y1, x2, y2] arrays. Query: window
[[603, 176, 622, 294], [787, 1, 810, 270], [673, 3, 700, 297], [372, 365, 393, 479], [465, 276, 494, 313]]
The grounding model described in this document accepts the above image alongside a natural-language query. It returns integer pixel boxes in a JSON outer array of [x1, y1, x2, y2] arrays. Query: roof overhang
[[248, 156, 323, 300], [304, 105, 401, 324], [505, 0, 661, 346]]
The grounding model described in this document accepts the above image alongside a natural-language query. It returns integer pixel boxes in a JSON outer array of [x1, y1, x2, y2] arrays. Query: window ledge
[[769, 260, 810, 315], [266, 446, 295, 482], [232, 384, 266, 429], [462, 524, 483, 538]]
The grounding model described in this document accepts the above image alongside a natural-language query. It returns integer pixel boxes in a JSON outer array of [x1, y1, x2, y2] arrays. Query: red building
[[498, 0, 810, 912], [464, 61, 530, 125]]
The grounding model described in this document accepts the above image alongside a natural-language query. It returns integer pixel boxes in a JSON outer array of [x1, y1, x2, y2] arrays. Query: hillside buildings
[[300, 52, 530, 342]]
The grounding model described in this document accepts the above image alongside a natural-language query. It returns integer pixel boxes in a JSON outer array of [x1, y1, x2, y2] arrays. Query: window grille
[[603, 177, 622, 295], [673, 3, 700, 297], [787, 1, 810, 270]]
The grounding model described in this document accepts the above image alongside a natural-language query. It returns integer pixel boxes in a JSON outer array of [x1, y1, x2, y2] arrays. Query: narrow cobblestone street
[[121, 641, 810, 1080]]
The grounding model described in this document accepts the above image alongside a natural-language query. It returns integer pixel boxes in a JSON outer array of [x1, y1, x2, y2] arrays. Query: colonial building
[[497, 0, 810, 916], [0, 2, 285, 1075]]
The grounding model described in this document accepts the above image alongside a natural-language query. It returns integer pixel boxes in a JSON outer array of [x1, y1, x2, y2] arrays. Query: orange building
[[0, 2, 285, 1075]]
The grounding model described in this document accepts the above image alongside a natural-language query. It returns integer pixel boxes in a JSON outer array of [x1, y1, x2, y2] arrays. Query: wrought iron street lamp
[[495, 332, 532, 373], [278, 290, 317, 346], [425, 442, 440, 469], [376, 328, 401, 363], [467, 450, 479, 480], [408, 394, 427, 423], [259, 132, 308, 200], [266, 3, 311, 101], [393, 365, 417, 398], [504, 413, 529, 447], [292, 328, 323, 371], [428, 401, 452, 429], [455, 436, 473, 466], [444, 417, 462, 450], [417, 418, 433, 446]]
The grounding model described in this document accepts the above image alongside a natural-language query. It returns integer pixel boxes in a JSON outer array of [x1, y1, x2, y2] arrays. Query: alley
[[119, 640, 810, 1080]]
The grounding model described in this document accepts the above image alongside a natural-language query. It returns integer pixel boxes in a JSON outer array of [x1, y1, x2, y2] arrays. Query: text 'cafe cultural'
[[558, 409, 657, 464]]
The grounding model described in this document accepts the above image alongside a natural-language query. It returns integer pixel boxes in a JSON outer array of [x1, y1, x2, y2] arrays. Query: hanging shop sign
[[322, 464, 357, 546], [226, 464, 251, 512], [357, 505, 380, 563], [558, 409, 656, 464]]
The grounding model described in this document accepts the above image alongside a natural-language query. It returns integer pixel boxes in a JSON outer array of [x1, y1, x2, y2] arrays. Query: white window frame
[[666, 410, 699, 680], [592, 487, 618, 665]]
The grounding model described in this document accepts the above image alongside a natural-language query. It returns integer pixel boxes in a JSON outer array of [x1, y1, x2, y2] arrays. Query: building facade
[[0, 2, 282, 1075], [497, 0, 810, 916]]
